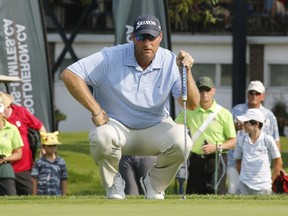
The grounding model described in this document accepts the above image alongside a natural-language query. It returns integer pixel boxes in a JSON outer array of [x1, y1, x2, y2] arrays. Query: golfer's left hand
[[91, 110, 109, 126], [176, 50, 194, 70]]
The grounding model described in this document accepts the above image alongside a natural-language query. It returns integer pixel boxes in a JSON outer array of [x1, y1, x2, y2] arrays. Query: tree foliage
[[168, 0, 230, 31]]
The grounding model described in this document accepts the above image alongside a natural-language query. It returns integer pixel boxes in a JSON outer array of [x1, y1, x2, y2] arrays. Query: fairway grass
[[1, 195, 288, 216]]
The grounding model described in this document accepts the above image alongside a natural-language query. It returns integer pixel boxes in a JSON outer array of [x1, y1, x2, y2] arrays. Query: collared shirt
[[233, 132, 281, 191], [228, 103, 280, 168], [68, 43, 181, 129], [0, 119, 23, 157], [175, 100, 236, 154], [31, 156, 68, 196]]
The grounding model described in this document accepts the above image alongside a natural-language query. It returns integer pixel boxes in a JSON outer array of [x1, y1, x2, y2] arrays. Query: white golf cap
[[247, 81, 265, 94], [236, 108, 265, 123]]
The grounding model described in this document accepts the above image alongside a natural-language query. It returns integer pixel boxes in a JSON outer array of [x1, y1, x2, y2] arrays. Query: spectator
[[1, 91, 46, 195], [234, 108, 282, 195], [61, 14, 199, 199], [227, 80, 280, 194], [119, 155, 157, 195], [31, 131, 68, 196], [0, 93, 23, 196], [175, 76, 236, 194]]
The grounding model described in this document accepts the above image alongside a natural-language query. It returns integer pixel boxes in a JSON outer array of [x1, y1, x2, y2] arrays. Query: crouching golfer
[[234, 108, 283, 195], [61, 14, 199, 199]]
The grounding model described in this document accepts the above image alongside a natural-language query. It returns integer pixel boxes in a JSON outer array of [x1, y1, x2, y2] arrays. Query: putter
[[181, 65, 187, 199]]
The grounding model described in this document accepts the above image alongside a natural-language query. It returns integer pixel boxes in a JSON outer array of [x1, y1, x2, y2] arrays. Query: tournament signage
[[0, 0, 53, 130]]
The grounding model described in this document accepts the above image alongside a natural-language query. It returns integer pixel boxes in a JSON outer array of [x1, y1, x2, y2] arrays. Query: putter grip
[[182, 66, 187, 101]]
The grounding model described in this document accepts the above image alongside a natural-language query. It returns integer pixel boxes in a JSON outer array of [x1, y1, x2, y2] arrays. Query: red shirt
[[8, 104, 43, 173]]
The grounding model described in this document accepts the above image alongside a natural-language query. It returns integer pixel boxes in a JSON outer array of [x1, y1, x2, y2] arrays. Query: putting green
[[1, 195, 288, 216]]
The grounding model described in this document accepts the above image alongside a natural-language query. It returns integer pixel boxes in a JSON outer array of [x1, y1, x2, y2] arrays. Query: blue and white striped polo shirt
[[68, 42, 181, 129], [228, 103, 280, 168], [233, 132, 281, 190]]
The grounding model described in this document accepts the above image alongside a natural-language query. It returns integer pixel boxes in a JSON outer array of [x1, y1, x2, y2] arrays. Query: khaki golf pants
[[89, 117, 192, 192]]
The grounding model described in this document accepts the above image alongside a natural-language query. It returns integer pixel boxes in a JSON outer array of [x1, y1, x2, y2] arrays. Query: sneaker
[[140, 174, 164, 199], [106, 173, 126, 199]]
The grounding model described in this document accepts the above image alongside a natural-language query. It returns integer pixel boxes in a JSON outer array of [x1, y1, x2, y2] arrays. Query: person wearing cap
[[234, 108, 282, 195], [0, 94, 23, 196], [175, 76, 236, 194], [0, 91, 47, 196], [227, 80, 280, 194], [61, 13, 199, 199], [31, 131, 67, 196]]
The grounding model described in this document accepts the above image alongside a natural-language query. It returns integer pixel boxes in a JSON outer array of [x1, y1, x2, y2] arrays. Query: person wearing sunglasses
[[61, 14, 200, 199], [175, 76, 236, 195], [227, 80, 280, 194], [234, 108, 282, 195]]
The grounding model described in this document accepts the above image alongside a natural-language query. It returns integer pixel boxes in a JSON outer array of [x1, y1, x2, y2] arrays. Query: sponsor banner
[[0, 0, 53, 130]]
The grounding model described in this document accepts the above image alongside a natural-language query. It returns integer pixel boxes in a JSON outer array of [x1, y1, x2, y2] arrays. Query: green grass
[[1, 133, 288, 216], [1, 195, 288, 216]]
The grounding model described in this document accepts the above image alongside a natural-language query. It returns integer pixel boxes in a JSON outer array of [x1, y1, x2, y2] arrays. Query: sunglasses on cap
[[248, 91, 261, 96], [135, 34, 157, 42]]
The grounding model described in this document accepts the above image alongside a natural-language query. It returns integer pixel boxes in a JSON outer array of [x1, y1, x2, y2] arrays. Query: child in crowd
[[234, 108, 282, 195], [31, 131, 68, 196]]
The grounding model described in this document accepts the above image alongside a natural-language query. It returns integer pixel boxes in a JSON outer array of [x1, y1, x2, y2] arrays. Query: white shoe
[[140, 173, 164, 200], [106, 173, 126, 199]]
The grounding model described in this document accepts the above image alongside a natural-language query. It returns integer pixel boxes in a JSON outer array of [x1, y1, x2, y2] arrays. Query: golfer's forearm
[[186, 69, 199, 110], [61, 69, 102, 115]]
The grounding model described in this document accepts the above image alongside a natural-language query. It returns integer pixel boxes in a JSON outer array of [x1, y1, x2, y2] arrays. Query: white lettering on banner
[[125, 25, 133, 43], [2, 18, 35, 114]]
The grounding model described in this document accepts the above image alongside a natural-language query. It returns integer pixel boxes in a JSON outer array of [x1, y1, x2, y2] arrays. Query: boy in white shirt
[[234, 108, 282, 195]]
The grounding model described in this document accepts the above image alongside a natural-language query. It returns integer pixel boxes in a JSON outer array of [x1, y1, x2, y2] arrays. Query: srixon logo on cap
[[135, 20, 156, 30]]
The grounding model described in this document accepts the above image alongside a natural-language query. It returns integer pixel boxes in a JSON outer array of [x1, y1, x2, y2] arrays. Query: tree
[[167, 0, 225, 31]]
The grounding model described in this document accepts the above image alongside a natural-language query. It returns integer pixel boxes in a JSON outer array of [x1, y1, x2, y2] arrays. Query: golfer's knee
[[171, 141, 190, 164], [89, 129, 114, 159], [176, 135, 192, 157]]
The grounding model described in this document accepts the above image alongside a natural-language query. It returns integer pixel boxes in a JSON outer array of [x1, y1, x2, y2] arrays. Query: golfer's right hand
[[91, 110, 109, 126]]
